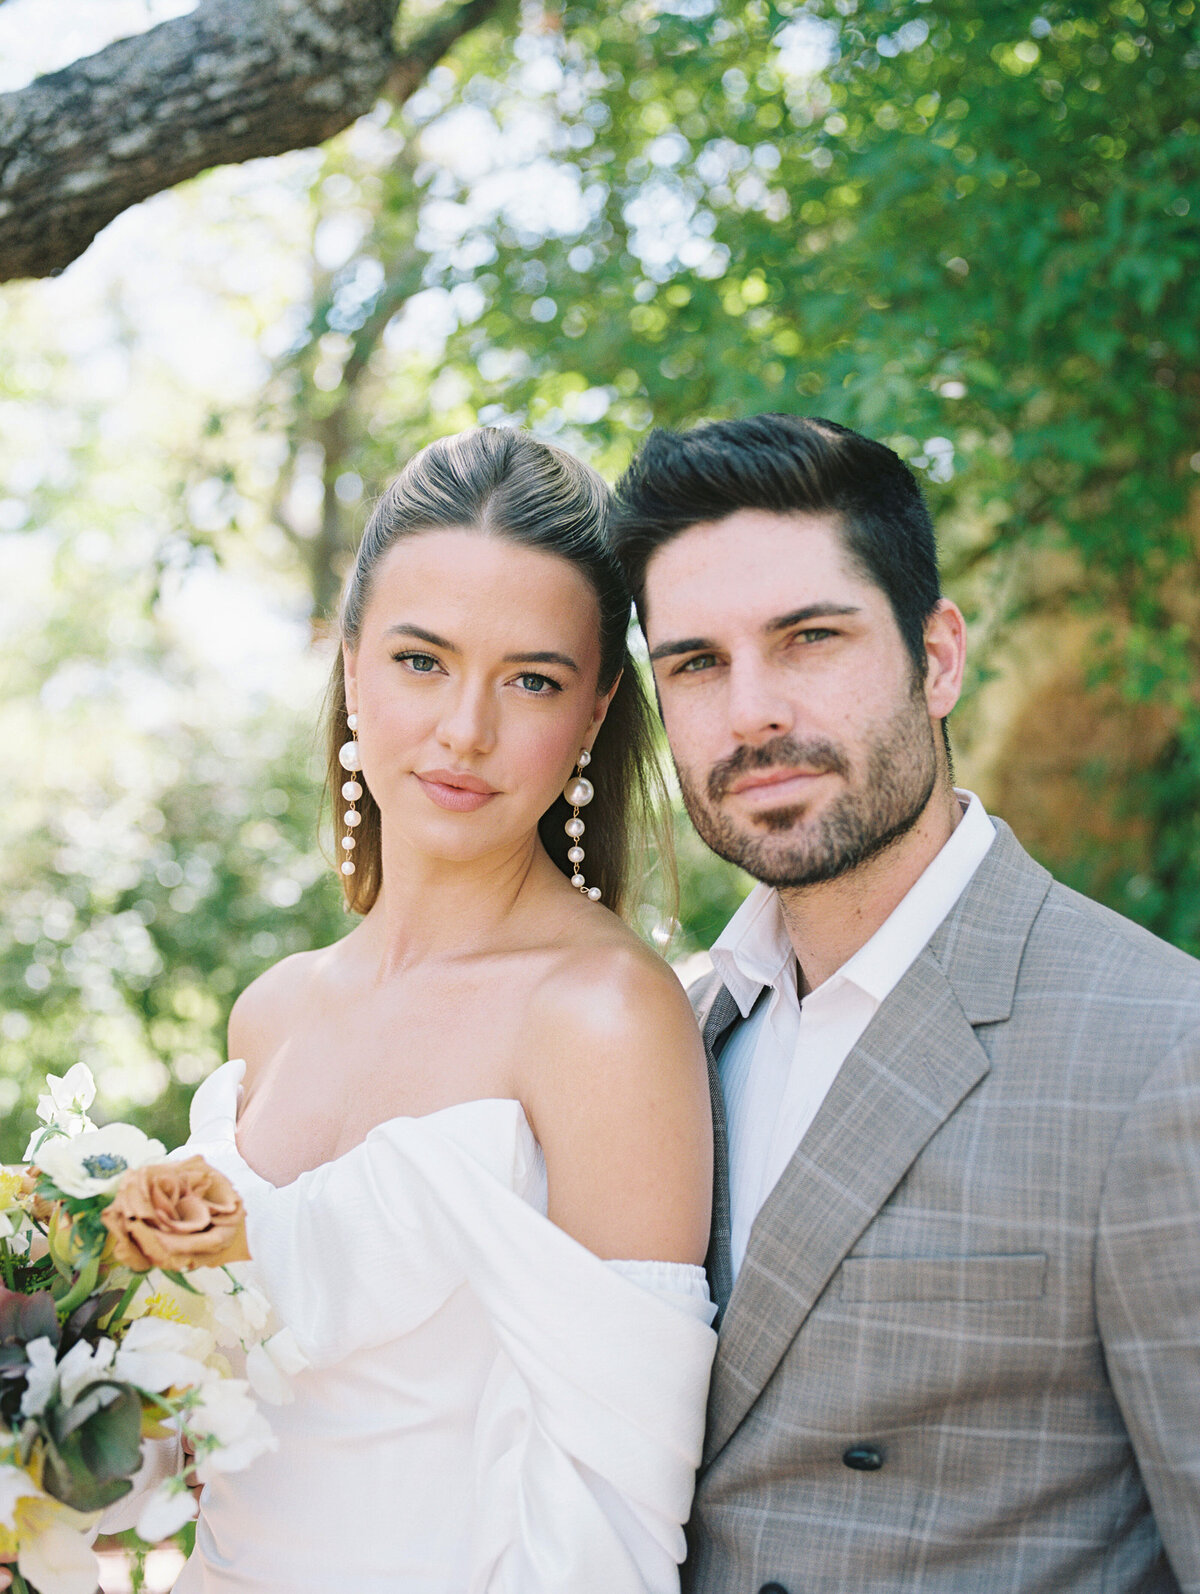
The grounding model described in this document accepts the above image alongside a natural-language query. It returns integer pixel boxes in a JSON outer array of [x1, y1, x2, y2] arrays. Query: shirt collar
[[831, 791, 994, 1004], [710, 882, 793, 1018], [709, 790, 995, 1017]]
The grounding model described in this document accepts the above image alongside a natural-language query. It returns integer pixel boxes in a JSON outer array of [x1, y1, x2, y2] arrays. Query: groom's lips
[[725, 766, 829, 805], [415, 769, 499, 813]]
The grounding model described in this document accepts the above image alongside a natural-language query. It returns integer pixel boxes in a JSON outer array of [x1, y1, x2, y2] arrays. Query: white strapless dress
[[165, 1061, 717, 1594]]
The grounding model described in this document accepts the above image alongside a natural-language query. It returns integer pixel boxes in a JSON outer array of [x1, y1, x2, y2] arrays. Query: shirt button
[[843, 1442, 885, 1471]]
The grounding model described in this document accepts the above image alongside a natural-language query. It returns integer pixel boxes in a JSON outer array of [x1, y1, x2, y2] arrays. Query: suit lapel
[[701, 820, 1053, 1465], [696, 977, 741, 1316]]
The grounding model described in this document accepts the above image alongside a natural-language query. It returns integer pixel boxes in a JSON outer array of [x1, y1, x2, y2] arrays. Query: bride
[[168, 428, 717, 1591]]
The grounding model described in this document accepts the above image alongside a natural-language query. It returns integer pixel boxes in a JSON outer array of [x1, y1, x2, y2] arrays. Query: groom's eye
[[676, 654, 719, 674]]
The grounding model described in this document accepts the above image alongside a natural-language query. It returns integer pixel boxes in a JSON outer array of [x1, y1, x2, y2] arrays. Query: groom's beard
[[675, 694, 940, 890]]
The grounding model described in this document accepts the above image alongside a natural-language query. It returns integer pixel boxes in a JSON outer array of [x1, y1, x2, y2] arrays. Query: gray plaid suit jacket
[[684, 819, 1200, 1593]]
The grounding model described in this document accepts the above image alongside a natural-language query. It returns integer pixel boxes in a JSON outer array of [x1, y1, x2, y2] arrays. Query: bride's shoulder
[[530, 924, 700, 1058], [227, 945, 340, 1073], [518, 924, 711, 1262]]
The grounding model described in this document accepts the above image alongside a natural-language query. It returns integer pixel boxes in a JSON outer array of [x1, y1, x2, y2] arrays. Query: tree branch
[[0, 0, 503, 282], [385, 0, 508, 101]]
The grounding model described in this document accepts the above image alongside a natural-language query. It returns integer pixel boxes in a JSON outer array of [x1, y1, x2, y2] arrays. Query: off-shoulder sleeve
[[236, 1107, 718, 1593], [469, 1258, 715, 1594]]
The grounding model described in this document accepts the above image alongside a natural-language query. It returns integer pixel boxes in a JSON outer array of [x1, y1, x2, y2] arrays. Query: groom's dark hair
[[611, 413, 942, 685]]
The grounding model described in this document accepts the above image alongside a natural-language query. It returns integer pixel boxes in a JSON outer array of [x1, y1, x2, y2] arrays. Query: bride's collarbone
[[235, 1009, 531, 1175]]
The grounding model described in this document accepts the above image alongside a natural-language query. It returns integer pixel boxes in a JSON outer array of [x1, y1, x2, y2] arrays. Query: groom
[[611, 414, 1200, 1592]]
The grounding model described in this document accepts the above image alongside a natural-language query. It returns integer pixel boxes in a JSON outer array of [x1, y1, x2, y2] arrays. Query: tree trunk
[[0, 0, 499, 281]]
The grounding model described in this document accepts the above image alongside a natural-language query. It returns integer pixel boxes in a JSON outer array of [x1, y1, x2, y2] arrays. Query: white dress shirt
[[711, 791, 996, 1280]]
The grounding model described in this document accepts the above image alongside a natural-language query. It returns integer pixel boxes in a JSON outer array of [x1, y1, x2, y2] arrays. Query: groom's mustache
[[706, 736, 851, 803]]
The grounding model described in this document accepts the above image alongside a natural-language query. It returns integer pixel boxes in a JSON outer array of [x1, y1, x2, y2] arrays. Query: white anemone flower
[[113, 1316, 216, 1394], [189, 1379, 277, 1481], [23, 1065, 98, 1158], [136, 1477, 199, 1543], [35, 1123, 166, 1198]]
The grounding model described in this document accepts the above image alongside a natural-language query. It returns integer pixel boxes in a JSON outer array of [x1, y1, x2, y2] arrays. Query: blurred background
[[1, 0, 1198, 1159]]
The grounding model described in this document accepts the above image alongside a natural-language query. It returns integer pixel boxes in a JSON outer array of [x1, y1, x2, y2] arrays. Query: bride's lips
[[414, 769, 500, 813], [726, 767, 830, 806]]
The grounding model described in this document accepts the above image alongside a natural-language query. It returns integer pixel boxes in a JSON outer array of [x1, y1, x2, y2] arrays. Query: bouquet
[[0, 1066, 302, 1594]]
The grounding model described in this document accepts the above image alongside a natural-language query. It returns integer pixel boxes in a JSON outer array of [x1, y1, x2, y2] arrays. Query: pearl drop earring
[[563, 748, 601, 901], [338, 713, 363, 878]]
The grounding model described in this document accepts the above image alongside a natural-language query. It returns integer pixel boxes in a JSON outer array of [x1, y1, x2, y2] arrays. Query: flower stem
[[104, 1274, 143, 1334]]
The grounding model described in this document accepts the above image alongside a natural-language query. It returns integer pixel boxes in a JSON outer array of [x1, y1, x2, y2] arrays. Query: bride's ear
[[584, 671, 621, 752], [343, 641, 358, 716]]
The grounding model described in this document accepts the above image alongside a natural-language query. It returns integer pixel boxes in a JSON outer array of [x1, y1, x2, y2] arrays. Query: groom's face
[[643, 509, 951, 889]]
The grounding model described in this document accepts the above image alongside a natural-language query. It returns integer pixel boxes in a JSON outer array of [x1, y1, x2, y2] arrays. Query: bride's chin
[[381, 812, 542, 870]]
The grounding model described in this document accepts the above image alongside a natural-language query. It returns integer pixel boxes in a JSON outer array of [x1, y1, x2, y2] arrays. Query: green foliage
[[1, 0, 1198, 1154], [41, 1380, 144, 1513]]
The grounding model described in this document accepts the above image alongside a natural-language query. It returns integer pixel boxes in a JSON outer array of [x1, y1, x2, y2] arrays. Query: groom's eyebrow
[[768, 603, 862, 630], [648, 635, 713, 663], [648, 604, 863, 662]]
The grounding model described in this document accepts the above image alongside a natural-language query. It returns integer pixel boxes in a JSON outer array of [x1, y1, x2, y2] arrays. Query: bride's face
[[344, 528, 615, 864]]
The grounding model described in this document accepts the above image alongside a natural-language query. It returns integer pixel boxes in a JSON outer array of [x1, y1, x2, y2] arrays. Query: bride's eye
[[516, 673, 561, 695], [395, 651, 441, 674]]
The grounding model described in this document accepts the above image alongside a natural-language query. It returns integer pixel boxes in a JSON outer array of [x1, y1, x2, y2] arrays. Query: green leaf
[[41, 1379, 144, 1513]]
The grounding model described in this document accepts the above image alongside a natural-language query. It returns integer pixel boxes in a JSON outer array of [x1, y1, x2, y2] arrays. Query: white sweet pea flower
[[35, 1123, 166, 1199], [0, 1459, 44, 1528], [20, 1336, 62, 1419], [136, 1476, 199, 1543], [113, 1315, 216, 1394], [191, 1263, 273, 1347], [18, 1515, 101, 1594], [188, 1379, 277, 1481], [245, 1327, 309, 1406], [56, 1337, 117, 1406], [24, 1065, 98, 1158]]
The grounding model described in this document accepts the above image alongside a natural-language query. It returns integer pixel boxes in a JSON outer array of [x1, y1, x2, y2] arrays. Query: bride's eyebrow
[[502, 651, 579, 673], [386, 623, 458, 650], [386, 623, 579, 674]]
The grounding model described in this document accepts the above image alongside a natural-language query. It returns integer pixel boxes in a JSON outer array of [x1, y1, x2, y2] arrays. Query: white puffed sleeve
[[468, 1258, 715, 1594]]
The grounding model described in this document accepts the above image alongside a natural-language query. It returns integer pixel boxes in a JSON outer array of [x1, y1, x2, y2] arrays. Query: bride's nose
[[436, 678, 497, 757]]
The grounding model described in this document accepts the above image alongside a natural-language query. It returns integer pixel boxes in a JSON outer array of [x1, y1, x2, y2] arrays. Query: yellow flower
[[0, 1168, 24, 1211], [138, 1291, 189, 1324]]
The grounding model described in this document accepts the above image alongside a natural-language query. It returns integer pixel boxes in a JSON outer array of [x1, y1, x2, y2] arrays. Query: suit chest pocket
[[835, 1251, 1048, 1303]]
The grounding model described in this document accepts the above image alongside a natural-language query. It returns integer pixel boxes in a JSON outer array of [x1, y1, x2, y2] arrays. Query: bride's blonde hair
[[325, 428, 670, 922]]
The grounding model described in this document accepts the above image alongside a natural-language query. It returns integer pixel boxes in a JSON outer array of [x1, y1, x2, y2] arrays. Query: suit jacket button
[[843, 1442, 885, 1471], [758, 1585, 789, 1594]]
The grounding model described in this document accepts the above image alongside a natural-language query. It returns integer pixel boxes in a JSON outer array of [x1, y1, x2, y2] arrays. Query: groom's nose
[[726, 653, 794, 746]]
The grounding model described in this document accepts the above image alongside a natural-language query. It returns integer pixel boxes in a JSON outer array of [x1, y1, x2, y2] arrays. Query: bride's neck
[[358, 826, 549, 975]]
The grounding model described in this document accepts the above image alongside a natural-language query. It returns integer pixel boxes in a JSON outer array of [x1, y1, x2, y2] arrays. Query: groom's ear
[[922, 599, 967, 721]]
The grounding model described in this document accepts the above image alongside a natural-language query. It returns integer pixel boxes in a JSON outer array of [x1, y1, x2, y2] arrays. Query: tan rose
[[101, 1156, 250, 1271], [17, 1170, 56, 1225]]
